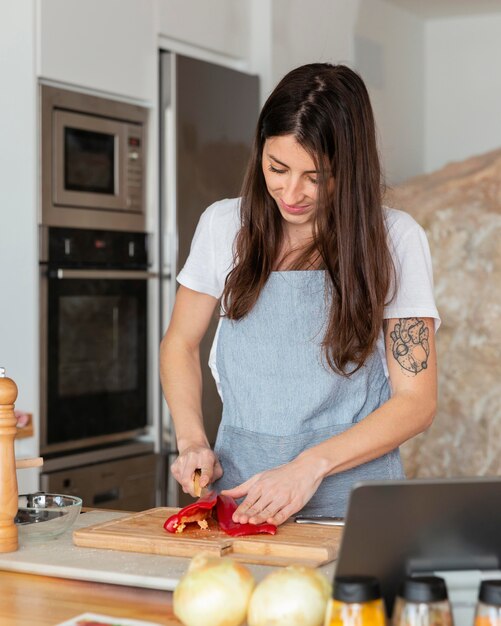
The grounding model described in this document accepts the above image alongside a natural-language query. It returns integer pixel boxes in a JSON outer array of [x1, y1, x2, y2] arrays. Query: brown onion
[[173, 553, 255, 626], [247, 565, 331, 626]]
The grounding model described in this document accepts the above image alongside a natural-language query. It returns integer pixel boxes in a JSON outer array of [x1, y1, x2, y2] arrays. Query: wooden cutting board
[[73, 507, 343, 567]]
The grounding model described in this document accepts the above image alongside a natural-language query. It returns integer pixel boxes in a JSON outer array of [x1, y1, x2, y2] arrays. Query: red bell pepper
[[215, 494, 277, 537], [163, 492, 277, 536], [163, 490, 218, 533]]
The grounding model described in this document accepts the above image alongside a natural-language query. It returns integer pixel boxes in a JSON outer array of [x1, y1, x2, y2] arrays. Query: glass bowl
[[15, 492, 83, 542]]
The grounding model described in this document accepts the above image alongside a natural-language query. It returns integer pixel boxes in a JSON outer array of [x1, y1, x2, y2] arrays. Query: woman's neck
[[275, 230, 322, 271], [282, 221, 314, 249]]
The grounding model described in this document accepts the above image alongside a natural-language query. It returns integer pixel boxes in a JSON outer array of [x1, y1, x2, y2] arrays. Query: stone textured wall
[[386, 148, 501, 478]]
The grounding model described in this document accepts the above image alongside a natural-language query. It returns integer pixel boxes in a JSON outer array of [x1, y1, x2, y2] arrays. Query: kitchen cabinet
[[157, 0, 252, 62], [37, 0, 256, 103], [37, 0, 157, 102]]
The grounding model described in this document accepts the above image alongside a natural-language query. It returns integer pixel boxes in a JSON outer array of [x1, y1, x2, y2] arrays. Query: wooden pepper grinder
[[0, 366, 19, 553]]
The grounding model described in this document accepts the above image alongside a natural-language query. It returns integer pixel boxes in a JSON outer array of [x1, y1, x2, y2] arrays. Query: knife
[[294, 515, 345, 526], [193, 468, 212, 497]]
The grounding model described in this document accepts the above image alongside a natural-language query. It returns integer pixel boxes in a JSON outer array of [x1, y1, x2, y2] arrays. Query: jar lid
[[398, 576, 448, 603], [479, 580, 501, 606], [333, 575, 382, 602]]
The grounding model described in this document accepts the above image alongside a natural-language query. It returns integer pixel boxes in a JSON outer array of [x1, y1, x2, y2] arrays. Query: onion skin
[[247, 565, 331, 626], [173, 553, 255, 626]]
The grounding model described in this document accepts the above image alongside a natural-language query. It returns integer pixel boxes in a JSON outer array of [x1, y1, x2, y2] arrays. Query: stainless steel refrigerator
[[159, 51, 259, 506]]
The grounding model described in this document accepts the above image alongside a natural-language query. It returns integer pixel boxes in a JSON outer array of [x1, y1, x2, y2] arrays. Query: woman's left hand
[[220, 455, 326, 526]]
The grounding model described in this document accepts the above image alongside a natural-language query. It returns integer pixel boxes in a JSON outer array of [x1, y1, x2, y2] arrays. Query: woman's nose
[[281, 176, 305, 204]]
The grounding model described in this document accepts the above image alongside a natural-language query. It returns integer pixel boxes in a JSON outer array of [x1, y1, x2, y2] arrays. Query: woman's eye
[[268, 165, 286, 174], [308, 176, 318, 185]]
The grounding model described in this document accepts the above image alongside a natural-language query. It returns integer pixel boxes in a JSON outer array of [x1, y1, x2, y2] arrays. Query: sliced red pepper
[[163, 490, 218, 533], [215, 494, 277, 537], [163, 491, 277, 536]]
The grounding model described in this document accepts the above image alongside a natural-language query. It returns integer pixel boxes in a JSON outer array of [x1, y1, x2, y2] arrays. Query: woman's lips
[[280, 199, 310, 215]]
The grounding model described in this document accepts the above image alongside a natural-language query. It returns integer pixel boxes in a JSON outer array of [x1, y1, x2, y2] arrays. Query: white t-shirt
[[177, 197, 441, 390]]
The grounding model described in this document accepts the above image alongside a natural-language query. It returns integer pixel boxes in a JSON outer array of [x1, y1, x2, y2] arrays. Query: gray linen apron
[[213, 271, 404, 516]]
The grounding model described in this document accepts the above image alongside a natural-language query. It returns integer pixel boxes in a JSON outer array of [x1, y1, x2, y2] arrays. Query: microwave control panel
[[126, 127, 144, 213]]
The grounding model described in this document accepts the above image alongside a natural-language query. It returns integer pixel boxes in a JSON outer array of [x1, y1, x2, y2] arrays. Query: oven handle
[[50, 269, 160, 280]]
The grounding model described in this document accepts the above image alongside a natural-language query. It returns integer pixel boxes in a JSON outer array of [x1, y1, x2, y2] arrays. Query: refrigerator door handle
[[161, 53, 178, 284], [158, 52, 179, 506], [162, 232, 177, 279]]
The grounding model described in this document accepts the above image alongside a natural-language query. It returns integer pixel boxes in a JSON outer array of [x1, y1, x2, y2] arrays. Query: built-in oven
[[39, 86, 156, 510], [40, 226, 153, 455], [41, 85, 148, 232]]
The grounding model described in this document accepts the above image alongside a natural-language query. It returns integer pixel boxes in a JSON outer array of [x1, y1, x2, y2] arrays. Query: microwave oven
[[41, 85, 148, 232]]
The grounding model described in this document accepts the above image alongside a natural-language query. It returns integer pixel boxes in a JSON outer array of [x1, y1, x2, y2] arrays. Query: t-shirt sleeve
[[384, 223, 441, 331], [177, 205, 221, 299]]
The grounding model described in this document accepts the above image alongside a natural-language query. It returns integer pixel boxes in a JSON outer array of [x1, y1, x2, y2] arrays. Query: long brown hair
[[222, 63, 395, 375]]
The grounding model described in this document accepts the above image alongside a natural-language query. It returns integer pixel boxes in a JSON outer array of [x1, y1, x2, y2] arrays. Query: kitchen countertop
[[2, 509, 488, 626], [0, 509, 337, 625], [0, 510, 490, 626], [0, 510, 336, 589]]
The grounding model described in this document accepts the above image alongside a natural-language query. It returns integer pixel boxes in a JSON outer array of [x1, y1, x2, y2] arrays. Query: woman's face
[[262, 134, 327, 235]]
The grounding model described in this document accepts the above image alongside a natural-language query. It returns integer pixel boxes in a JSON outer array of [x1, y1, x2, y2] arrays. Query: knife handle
[[193, 468, 211, 498]]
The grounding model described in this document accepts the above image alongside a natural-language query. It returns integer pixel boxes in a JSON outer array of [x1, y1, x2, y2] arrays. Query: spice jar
[[325, 575, 386, 626], [474, 579, 501, 626], [392, 576, 453, 626]]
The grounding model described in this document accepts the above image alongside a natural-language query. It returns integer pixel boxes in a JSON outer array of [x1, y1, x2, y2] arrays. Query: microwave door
[[53, 110, 128, 211]]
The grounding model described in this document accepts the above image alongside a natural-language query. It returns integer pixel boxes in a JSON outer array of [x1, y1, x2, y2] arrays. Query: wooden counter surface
[[0, 570, 181, 626], [0, 509, 338, 625]]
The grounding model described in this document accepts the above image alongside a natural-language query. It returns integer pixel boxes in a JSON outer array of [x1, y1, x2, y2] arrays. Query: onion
[[173, 553, 255, 626], [247, 565, 331, 626]]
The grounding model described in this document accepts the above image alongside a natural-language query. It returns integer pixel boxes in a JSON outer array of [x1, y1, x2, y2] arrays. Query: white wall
[[248, 0, 273, 99], [270, 0, 357, 90], [425, 12, 501, 173], [219, 0, 501, 184], [355, 0, 425, 184], [0, 1, 39, 493], [268, 0, 425, 184]]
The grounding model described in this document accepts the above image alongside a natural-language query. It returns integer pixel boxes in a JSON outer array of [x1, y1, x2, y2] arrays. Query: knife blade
[[294, 515, 345, 526]]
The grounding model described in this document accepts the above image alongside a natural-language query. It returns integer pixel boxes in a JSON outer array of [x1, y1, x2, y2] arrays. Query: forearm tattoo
[[390, 317, 430, 375]]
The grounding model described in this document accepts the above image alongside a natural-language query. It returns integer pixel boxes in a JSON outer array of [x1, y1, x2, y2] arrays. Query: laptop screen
[[335, 478, 501, 614]]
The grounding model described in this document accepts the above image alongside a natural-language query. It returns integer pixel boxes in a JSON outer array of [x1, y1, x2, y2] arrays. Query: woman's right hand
[[170, 444, 223, 496]]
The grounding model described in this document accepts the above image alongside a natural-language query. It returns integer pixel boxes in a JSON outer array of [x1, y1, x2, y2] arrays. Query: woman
[[160, 63, 439, 526]]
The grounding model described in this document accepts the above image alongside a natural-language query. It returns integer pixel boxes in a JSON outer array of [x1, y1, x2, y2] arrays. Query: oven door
[[53, 110, 129, 211], [41, 268, 149, 454]]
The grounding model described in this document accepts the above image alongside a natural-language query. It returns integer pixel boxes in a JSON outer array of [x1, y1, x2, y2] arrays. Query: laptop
[[335, 478, 501, 614]]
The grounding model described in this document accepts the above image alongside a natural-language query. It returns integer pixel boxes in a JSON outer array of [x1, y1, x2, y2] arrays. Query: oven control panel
[[48, 227, 148, 269]]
